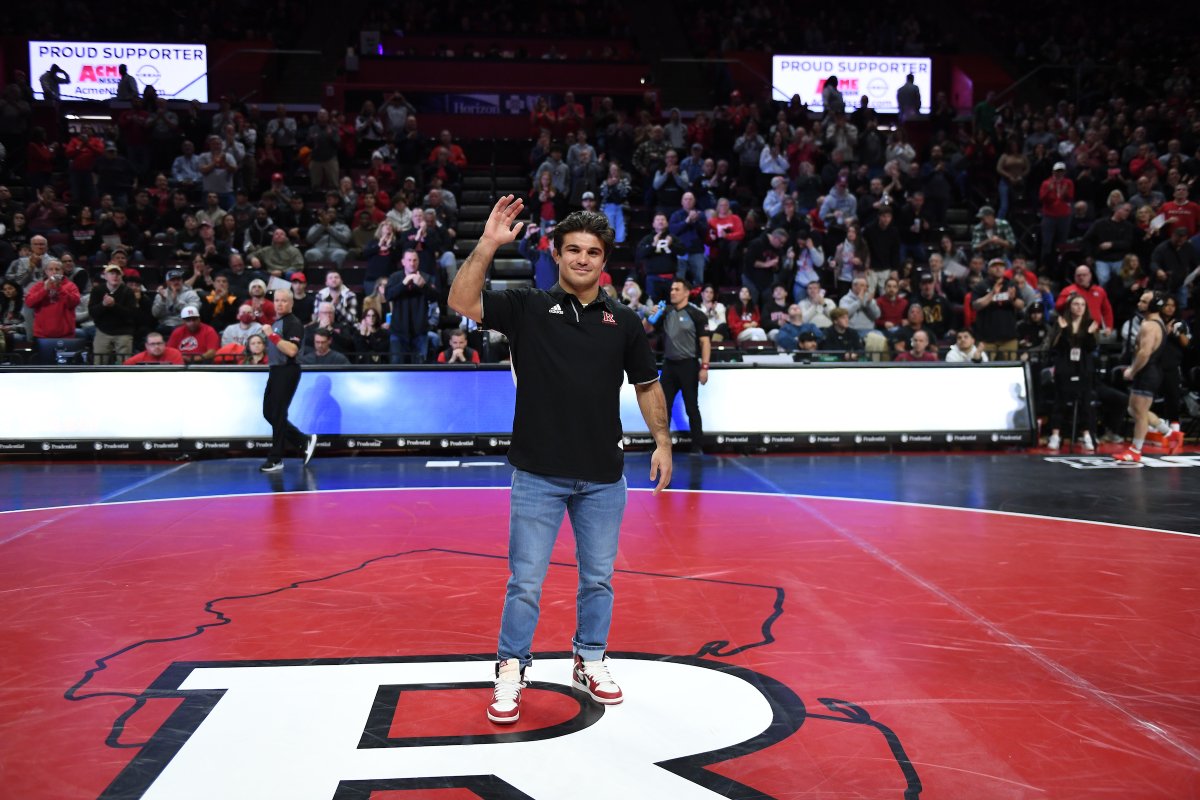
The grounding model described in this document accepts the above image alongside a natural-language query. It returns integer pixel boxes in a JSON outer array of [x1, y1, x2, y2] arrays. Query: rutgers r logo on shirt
[[602, 311, 617, 325]]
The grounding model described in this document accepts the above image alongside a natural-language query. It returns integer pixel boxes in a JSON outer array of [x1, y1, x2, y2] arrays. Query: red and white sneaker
[[1165, 430, 1184, 454], [1112, 447, 1142, 463], [1145, 430, 1166, 446], [487, 659, 527, 724], [572, 655, 623, 705]]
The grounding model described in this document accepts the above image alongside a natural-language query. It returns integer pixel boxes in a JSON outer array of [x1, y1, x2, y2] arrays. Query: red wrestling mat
[[1, 489, 1198, 798]]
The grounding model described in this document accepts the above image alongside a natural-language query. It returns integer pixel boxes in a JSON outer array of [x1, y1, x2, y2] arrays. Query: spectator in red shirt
[[1039, 162, 1074, 275], [124, 331, 185, 365], [876, 277, 910, 332], [24, 185, 69, 234], [556, 92, 586, 138], [25, 127, 55, 191], [427, 129, 467, 168], [436, 329, 481, 364], [25, 258, 80, 338], [65, 128, 105, 208], [1161, 184, 1200, 238], [167, 306, 220, 363], [1127, 143, 1165, 182], [1055, 264, 1114, 334], [894, 329, 939, 362]]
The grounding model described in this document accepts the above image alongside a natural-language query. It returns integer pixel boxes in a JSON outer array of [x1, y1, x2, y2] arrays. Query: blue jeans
[[601, 202, 626, 243], [676, 252, 706, 287], [1040, 214, 1071, 269], [1094, 259, 1121, 288], [498, 469, 628, 667], [389, 333, 427, 364], [997, 178, 1012, 220]]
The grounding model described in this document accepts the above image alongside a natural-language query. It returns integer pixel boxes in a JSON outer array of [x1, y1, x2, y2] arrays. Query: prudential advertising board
[[28, 41, 209, 102]]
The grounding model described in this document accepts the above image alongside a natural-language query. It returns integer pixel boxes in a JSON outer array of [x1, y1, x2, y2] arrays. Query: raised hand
[[481, 195, 525, 247]]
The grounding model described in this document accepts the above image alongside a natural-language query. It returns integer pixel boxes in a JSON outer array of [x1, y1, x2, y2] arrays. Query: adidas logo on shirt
[[548, 304, 563, 315]]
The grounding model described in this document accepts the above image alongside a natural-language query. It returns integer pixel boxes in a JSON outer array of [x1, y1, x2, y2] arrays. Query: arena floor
[[2, 451, 1198, 799]]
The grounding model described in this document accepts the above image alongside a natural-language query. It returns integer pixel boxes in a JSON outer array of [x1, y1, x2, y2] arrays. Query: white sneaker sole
[[572, 677, 623, 705], [303, 435, 318, 466], [487, 708, 519, 724]]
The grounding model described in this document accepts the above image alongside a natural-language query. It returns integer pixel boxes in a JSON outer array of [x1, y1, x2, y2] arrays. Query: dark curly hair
[[551, 210, 615, 259]]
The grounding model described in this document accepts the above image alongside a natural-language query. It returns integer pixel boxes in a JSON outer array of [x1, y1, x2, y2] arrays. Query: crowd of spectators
[[0, 77, 486, 366], [0, 7, 1197, 443], [506, 47, 1198, 443]]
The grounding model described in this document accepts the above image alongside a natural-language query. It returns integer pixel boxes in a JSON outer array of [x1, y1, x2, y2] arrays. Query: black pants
[[263, 364, 307, 460], [660, 358, 703, 446], [1050, 367, 1095, 434]]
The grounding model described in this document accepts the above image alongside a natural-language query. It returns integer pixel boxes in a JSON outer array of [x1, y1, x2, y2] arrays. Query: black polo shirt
[[482, 284, 659, 483]]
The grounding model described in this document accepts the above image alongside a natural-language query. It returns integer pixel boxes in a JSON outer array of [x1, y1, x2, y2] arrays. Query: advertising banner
[[28, 41, 209, 102], [0, 363, 1030, 456], [772, 55, 931, 114]]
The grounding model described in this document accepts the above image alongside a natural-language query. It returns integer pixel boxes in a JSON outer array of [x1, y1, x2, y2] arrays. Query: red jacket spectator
[[1038, 174, 1074, 218], [437, 346, 481, 363], [1004, 266, 1039, 287], [427, 143, 467, 168], [1161, 199, 1200, 238], [125, 346, 185, 364], [168, 317, 220, 362], [1128, 154, 1165, 180], [65, 133, 104, 173], [25, 275, 81, 338], [27, 141, 54, 174], [708, 211, 745, 243], [1055, 282, 1114, 330], [894, 350, 938, 362], [876, 294, 909, 330], [726, 304, 761, 340], [24, 196, 69, 232], [687, 118, 713, 151], [529, 106, 556, 137]]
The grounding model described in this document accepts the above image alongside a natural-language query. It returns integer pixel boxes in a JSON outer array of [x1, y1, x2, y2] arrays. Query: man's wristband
[[700, 363, 709, 369], [267, 332, 282, 345]]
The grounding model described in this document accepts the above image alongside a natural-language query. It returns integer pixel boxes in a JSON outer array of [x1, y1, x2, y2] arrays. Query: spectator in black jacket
[[88, 264, 139, 364], [1083, 202, 1134, 288], [1150, 226, 1199, 308], [823, 307, 864, 360], [122, 269, 157, 350], [863, 205, 901, 296], [897, 191, 932, 266], [385, 250, 438, 363]]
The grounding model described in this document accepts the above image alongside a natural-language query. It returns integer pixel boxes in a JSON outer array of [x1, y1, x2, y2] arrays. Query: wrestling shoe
[[304, 434, 318, 466], [1046, 433, 1061, 450], [258, 459, 284, 473], [487, 659, 527, 724], [1145, 430, 1166, 446], [1112, 447, 1141, 463], [572, 655, 623, 705], [1079, 432, 1095, 453], [1165, 430, 1184, 454]]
